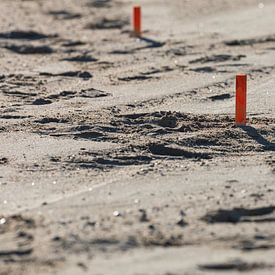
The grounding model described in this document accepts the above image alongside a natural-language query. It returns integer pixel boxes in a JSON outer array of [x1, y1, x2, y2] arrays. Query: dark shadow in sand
[[111, 36, 165, 55], [240, 125, 275, 151], [138, 37, 165, 48], [202, 205, 275, 224], [0, 31, 56, 40]]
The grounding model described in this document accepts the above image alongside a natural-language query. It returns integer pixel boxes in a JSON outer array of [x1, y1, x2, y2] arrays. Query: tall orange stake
[[235, 74, 247, 126], [133, 6, 141, 37]]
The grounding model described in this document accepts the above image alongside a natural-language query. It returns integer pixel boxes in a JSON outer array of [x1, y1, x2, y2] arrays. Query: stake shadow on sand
[[138, 36, 165, 48], [240, 125, 275, 151], [132, 35, 165, 51]]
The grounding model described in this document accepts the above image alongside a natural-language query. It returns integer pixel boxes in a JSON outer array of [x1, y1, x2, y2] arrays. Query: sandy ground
[[0, 0, 274, 274]]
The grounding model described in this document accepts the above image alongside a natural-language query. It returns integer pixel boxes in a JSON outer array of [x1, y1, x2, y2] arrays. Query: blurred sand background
[[0, 0, 274, 274]]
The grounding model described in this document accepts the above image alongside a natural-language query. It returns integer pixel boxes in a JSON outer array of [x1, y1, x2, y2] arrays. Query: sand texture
[[0, 0, 274, 274]]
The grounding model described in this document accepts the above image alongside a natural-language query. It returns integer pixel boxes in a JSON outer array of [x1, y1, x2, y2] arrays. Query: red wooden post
[[235, 74, 247, 126], [133, 6, 141, 37]]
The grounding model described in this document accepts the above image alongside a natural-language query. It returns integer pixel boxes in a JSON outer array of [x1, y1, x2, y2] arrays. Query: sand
[[0, 0, 274, 274]]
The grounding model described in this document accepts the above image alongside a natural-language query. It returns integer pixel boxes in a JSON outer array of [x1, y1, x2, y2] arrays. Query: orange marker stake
[[133, 6, 141, 37], [235, 74, 247, 126]]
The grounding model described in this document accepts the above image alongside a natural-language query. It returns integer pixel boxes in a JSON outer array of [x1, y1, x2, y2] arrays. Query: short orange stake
[[235, 74, 247, 126], [133, 6, 141, 37]]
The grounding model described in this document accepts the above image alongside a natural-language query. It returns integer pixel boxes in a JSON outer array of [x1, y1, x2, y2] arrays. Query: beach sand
[[0, 0, 274, 274]]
